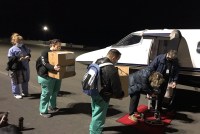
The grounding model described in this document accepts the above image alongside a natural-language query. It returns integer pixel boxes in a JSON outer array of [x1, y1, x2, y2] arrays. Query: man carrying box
[[36, 39, 62, 118]]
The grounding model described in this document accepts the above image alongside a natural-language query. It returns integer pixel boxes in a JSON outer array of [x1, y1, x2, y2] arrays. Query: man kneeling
[[128, 67, 164, 122]]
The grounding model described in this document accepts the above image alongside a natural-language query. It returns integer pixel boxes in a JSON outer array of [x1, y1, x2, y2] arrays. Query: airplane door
[[143, 29, 183, 108], [148, 39, 159, 64], [142, 29, 181, 64]]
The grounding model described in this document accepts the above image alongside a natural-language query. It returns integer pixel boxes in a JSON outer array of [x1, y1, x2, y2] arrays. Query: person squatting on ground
[[7, 33, 31, 99], [148, 49, 179, 111], [89, 49, 124, 134], [37, 39, 62, 118], [128, 67, 165, 122]]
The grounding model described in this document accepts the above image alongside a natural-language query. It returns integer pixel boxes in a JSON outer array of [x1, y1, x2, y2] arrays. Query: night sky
[[0, 0, 200, 47]]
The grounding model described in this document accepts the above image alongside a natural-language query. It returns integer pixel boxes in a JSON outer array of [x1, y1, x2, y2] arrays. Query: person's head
[[106, 49, 121, 64], [149, 72, 165, 89], [10, 33, 20, 45], [166, 50, 177, 61], [49, 39, 61, 51], [11, 34, 23, 46]]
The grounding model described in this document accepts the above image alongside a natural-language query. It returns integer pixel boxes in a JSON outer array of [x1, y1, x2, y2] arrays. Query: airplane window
[[113, 34, 142, 46]]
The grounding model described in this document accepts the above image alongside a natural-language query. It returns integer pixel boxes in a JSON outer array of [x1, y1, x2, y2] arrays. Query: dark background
[[0, 0, 199, 47]]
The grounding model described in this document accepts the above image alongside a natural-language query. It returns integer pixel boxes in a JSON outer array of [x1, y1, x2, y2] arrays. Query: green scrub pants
[[38, 76, 61, 114], [89, 95, 109, 134]]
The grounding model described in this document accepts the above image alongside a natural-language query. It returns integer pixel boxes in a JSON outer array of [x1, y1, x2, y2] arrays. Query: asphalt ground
[[0, 42, 200, 134]]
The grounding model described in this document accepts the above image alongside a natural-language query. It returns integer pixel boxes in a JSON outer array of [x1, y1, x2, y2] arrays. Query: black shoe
[[21, 93, 30, 97], [48, 107, 59, 113]]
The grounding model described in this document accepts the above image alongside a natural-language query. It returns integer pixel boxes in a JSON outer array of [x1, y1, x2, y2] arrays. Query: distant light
[[43, 26, 48, 31]]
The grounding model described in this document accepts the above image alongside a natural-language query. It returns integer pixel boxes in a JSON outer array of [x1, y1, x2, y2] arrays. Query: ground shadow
[[22, 127, 35, 131], [103, 123, 168, 134], [0, 124, 23, 134], [52, 102, 122, 117], [164, 88, 200, 133], [172, 88, 200, 113], [57, 91, 73, 97], [27, 93, 41, 99], [103, 125, 142, 134], [164, 112, 194, 133]]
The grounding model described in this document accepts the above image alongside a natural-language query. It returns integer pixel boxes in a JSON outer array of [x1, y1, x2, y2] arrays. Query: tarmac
[[0, 42, 200, 134]]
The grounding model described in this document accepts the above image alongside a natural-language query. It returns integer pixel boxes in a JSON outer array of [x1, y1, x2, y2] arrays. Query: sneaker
[[48, 107, 59, 113], [128, 114, 138, 122], [14, 95, 22, 99], [40, 113, 51, 118]]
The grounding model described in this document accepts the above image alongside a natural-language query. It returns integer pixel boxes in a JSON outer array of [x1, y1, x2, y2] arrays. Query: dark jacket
[[6, 56, 24, 71], [6, 45, 30, 71], [128, 67, 154, 95], [95, 57, 124, 102], [37, 49, 54, 78], [149, 54, 179, 82]]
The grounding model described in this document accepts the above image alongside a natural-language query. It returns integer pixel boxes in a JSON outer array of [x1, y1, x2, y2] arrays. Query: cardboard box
[[48, 51, 75, 66], [116, 66, 129, 97], [48, 66, 76, 79]]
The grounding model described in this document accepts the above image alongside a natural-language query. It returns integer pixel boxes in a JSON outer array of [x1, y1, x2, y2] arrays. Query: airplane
[[76, 29, 200, 106]]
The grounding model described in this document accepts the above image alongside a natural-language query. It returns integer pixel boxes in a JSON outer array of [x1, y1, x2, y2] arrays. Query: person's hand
[[147, 93, 157, 98], [24, 56, 30, 60], [168, 82, 176, 89], [171, 82, 177, 88], [19, 57, 25, 61], [54, 65, 60, 71], [151, 93, 157, 97], [146, 94, 151, 99]]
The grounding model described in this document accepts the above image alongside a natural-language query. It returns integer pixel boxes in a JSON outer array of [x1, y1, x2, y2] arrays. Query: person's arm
[[149, 55, 159, 71], [172, 59, 179, 82], [40, 50, 54, 71], [169, 59, 179, 88], [109, 66, 124, 98]]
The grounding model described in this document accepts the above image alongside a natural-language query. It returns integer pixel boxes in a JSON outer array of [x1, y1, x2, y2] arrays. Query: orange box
[[116, 66, 129, 97], [48, 66, 76, 79], [48, 51, 75, 66]]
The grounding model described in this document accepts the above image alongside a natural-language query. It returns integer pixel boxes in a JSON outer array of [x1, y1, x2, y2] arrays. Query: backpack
[[82, 62, 113, 96]]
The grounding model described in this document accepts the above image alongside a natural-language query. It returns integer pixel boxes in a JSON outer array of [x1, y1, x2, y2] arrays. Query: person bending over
[[128, 67, 164, 122]]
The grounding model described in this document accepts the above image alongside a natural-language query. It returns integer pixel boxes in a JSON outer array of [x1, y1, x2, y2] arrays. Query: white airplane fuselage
[[76, 29, 200, 87]]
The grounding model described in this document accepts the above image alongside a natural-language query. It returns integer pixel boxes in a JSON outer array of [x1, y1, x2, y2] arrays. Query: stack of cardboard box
[[48, 51, 76, 79]]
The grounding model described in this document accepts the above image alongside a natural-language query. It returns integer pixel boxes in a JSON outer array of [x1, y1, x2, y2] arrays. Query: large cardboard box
[[48, 51, 76, 79], [48, 51, 75, 66], [48, 66, 76, 79], [116, 66, 129, 97]]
